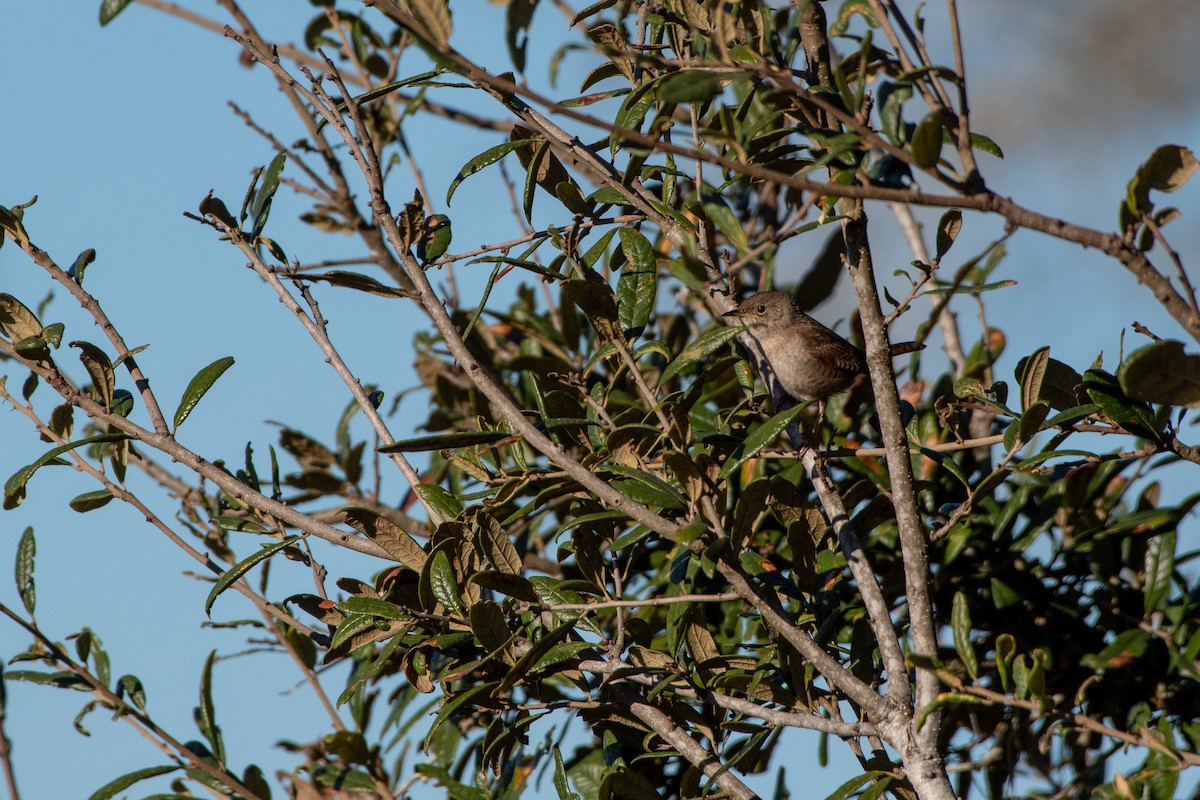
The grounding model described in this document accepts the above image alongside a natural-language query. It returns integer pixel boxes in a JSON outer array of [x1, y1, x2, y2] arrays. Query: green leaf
[[1018, 346, 1049, 412], [1143, 530, 1176, 617], [505, 0, 536, 73], [198, 192, 238, 229], [969, 132, 1004, 158], [910, 111, 944, 169], [327, 612, 378, 654], [379, 429, 509, 453], [660, 325, 744, 384], [446, 140, 534, 206], [794, 231, 846, 311], [87, 765, 180, 800], [250, 152, 286, 238], [339, 596, 408, 620], [469, 600, 512, 657], [423, 681, 499, 751], [15, 527, 35, 615], [402, 0, 453, 50], [69, 489, 116, 513], [571, 0, 618, 28], [5, 433, 129, 511], [115, 674, 147, 712], [204, 536, 299, 616], [656, 70, 723, 105], [425, 549, 465, 615], [951, 591, 978, 680], [616, 228, 658, 337], [1017, 400, 1050, 445], [196, 650, 224, 763], [552, 745, 580, 800], [719, 404, 807, 479], [606, 465, 686, 510], [414, 483, 464, 521], [823, 771, 892, 800], [701, 201, 750, 256], [1119, 340, 1200, 407], [1083, 368, 1162, 441], [173, 356, 235, 431], [241, 764, 272, 800]]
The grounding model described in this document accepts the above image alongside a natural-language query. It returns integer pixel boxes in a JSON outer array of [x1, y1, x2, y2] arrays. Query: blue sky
[[1, 2, 1199, 799]]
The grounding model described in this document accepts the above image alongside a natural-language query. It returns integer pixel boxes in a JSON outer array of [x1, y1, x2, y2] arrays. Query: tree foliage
[[2, 2, 1199, 799]]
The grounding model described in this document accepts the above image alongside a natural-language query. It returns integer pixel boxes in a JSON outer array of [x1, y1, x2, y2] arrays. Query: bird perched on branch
[[723, 290, 923, 404]]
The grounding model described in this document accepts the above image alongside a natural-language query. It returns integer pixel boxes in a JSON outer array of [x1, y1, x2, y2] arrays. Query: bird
[[722, 290, 923, 403]]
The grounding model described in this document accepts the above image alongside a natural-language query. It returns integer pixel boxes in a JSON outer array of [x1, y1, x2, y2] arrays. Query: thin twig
[[0, 603, 264, 800]]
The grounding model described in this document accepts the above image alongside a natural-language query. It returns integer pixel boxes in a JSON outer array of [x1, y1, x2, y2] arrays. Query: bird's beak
[[722, 308, 741, 319]]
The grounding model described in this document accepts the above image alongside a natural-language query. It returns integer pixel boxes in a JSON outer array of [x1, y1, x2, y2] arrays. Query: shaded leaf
[[198, 192, 238, 229], [1126, 144, 1198, 217], [719, 404, 807, 479], [935, 209, 962, 260], [1143, 530, 1176, 617], [910, 111, 943, 168], [794, 231, 845, 310], [661, 325, 744, 384], [69, 249, 97, 285], [425, 549, 465, 615], [5, 433, 129, 510], [69, 489, 116, 513], [616, 228, 658, 336], [1083, 368, 1162, 441], [477, 512, 521, 575], [196, 650, 223, 763], [305, 270, 411, 298], [657, 70, 722, 105], [0, 294, 43, 341], [951, 591, 978, 680], [1119, 340, 1200, 407]]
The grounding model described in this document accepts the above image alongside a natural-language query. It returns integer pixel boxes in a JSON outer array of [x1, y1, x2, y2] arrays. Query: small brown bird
[[723, 290, 923, 402]]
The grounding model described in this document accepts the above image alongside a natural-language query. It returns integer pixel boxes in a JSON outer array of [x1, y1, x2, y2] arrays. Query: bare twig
[[0, 381, 321, 641], [0, 603, 264, 800]]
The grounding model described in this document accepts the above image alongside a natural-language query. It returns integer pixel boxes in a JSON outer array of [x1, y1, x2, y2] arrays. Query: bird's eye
[[756, 304, 767, 314]]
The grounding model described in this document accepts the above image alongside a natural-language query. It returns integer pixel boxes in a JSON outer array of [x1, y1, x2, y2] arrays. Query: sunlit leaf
[[87, 765, 179, 800], [204, 536, 299, 616], [446, 140, 534, 206], [173, 356, 235, 431]]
